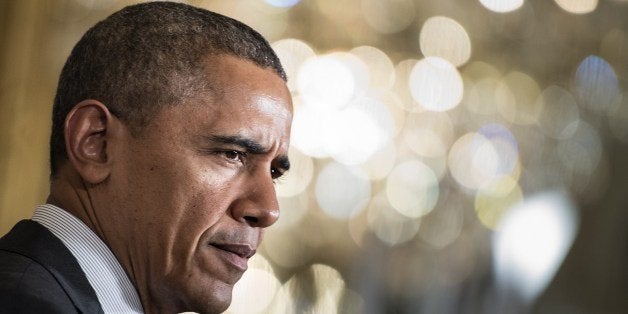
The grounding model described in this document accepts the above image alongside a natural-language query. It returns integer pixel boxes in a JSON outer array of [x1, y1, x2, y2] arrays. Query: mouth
[[209, 243, 256, 272]]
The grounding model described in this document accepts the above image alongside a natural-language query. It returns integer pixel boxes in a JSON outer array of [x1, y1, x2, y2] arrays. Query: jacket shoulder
[[0, 250, 77, 313]]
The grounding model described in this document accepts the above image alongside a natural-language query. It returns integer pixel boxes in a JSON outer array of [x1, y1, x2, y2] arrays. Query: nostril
[[244, 216, 259, 224]]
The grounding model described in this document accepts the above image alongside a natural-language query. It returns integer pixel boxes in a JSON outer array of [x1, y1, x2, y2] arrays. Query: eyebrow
[[205, 135, 291, 171]]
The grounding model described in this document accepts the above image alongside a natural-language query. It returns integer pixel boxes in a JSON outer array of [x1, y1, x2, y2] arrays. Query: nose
[[230, 170, 280, 228]]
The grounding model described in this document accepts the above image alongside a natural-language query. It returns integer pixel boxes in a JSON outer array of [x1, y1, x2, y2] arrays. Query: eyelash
[[218, 150, 285, 181], [220, 150, 247, 163]]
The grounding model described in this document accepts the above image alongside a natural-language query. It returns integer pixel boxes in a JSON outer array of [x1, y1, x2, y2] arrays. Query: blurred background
[[1, 0, 627, 313]]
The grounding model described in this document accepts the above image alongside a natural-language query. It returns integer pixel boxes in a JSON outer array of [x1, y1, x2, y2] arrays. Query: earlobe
[[64, 100, 115, 184]]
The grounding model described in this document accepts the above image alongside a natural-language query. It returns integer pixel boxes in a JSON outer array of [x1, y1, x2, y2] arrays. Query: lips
[[210, 243, 256, 272], [212, 243, 256, 258]]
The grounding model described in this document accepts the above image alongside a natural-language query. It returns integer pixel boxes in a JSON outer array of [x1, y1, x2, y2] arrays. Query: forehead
[[150, 55, 293, 147], [205, 55, 292, 121]]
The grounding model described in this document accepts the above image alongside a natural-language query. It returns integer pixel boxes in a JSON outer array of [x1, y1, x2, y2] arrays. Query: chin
[[184, 284, 234, 314]]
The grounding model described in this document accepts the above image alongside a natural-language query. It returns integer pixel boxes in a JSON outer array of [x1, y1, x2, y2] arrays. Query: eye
[[270, 167, 285, 181], [221, 150, 246, 163]]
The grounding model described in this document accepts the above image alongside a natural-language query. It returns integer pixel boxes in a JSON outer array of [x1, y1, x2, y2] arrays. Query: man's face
[[104, 55, 292, 312]]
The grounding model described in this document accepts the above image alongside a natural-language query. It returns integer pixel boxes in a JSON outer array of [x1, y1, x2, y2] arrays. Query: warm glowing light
[[475, 176, 523, 229], [463, 61, 502, 81], [477, 123, 519, 176], [316, 162, 371, 219], [536, 86, 580, 140], [574, 55, 618, 113], [403, 111, 455, 158], [360, 143, 397, 181], [351, 46, 396, 91], [394, 59, 423, 112], [496, 71, 542, 125], [367, 191, 420, 246], [328, 51, 371, 97], [386, 160, 440, 218], [265, 0, 301, 8], [361, 0, 416, 34], [291, 94, 394, 164], [276, 193, 309, 229], [272, 39, 316, 92], [277, 264, 346, 313], [420, 16, 471, 67], [326, 96, 395, 165], [290, 100, 332, 158], [409, 57, 463, 112], [380, 92, 407, 137], [493, 192, 579, 303], [479, 0, 524, 13], [227, 255, 281, 313], [448, 126, 520, 190], [554, 0, 598, 14], [462, 61, 502, 115], [297, 54, 357, 110], [276, 147, 314, 198]]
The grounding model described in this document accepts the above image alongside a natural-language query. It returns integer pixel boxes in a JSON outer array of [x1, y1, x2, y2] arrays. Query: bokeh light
[[297, 54, 358, 110], [350, 46, 396, 92], [420, 16, 472, 67], [475, 176, 524, 229], [386, 160, 440, 218], [272, 38, 316, 92], [409, 57, 464, 112], [367, 191, 421, 246], [360, 142, 398, 181], [462, 61, 502, 115], [276, 193, 310, 229], [265, 0, 301, 8], [277, 264, 347, 313], [448, 126, 520, 191], [573, 55, 618, 114], [226, 255, 281, 313], [326, 96, 395, 165], [496, 71, 542, 125], [478, 0, 525, 13], [316, 162, 371, 219], [393, 59, 422, 112], [493, 191, 579, 303], [554, 0, 598, 14], [402, 111, 455, 159], [276, 147, 314, 198]]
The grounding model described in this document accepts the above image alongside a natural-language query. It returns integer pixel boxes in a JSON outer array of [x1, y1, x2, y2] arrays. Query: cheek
[[169, 167, 237, 231]]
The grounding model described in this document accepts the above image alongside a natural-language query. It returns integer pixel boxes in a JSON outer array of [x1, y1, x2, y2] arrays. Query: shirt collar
[[32, 204, 143, 313]]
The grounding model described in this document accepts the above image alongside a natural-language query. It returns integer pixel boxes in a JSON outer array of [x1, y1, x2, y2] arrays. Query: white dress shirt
[[32, 204, 143, 313]]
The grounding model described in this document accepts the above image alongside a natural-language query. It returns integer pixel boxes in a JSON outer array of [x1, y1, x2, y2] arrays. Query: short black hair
[[50, 1, 286, 177]]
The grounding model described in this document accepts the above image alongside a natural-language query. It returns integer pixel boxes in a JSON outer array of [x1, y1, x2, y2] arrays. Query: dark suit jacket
[[0, 220, 104, 313]]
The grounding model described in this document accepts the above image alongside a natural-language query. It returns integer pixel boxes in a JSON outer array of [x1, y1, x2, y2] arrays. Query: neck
[[48, 171, 107, 240]]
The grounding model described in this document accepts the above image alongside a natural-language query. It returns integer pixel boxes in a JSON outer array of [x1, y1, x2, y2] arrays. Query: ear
[[64, 100, 116, 184]]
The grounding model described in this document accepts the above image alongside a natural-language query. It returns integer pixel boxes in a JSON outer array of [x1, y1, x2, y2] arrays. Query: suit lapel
[[0, 220, 104, 313]]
